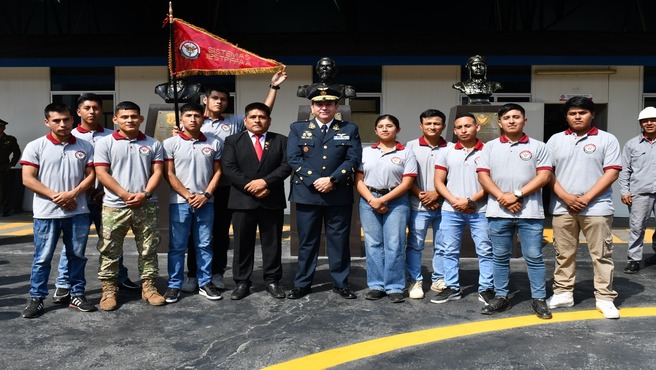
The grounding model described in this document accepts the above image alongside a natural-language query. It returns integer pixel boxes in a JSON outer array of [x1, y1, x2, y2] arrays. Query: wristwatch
[[513, 189, 523, 199], [466, 197, 476, 209], [144, 191, 153, 200], [269, 84, 280, 90], [203, 192, 213, 199]]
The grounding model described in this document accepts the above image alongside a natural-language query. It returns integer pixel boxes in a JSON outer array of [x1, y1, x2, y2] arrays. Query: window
[[51, 67, 116, 129]]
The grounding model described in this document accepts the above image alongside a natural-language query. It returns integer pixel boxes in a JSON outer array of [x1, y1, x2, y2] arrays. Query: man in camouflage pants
[[94, 101, 165, 310]]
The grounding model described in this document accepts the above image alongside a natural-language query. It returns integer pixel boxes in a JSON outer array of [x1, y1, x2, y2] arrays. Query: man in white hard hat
[[618, 106, 656, 274]]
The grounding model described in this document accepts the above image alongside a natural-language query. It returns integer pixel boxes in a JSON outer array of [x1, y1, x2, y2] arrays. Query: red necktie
[[254, 134, 263, 161]]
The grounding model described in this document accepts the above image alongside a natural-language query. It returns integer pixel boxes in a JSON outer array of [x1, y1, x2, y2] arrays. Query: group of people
[[19, 71, 655, 322]]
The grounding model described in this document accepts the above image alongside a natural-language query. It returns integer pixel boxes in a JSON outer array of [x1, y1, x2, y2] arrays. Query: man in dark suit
[[287, 85, 362, 300], [222, 102, 292, 300]]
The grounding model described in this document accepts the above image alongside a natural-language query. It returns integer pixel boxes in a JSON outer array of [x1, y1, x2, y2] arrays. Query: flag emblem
[[179, 41, 200, 60]]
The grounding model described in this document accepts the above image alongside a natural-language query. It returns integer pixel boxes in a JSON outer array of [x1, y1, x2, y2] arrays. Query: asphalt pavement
[[1, 212, 655, 370]]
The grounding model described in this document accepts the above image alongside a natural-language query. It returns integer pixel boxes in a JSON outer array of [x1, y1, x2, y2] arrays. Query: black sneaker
[[481, 296, 510, 315], [478, 288, 496, 305], [164, 288, 181, 303], [118, 278, 141, 292], [430, 287, 462, 304], [52, 287, 70, 304], [624, 261, 640, 274], [199, 284, 223, 301], [69, 295, 98, 312], [532, 298, 552, 319], [23, 298, 44, 318]]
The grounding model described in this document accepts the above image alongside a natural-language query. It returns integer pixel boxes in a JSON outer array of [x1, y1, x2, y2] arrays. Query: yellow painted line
[[0, 222, 32, 230], [264, 306, 656, 370], [1, 229, 34, 237]]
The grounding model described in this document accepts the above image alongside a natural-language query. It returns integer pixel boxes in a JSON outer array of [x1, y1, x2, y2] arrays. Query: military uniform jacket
[[287, 118, 362, 206]]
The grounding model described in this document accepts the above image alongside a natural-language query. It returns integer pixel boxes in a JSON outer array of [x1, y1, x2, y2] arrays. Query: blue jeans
[[360, 193, 410, 294], [168, 203, 214, 289], [55, 203, 129, 288], [487, 218, 547, 299], [30, 214, 90, 298], [406, 209, 442, 282], [440, 211, 493, 291]]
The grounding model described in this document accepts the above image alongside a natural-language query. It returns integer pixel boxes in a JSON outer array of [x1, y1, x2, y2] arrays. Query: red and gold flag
[[168, 18, 284, 77]]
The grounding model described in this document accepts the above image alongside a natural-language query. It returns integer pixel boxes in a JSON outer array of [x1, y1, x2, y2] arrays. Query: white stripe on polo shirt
[[406, 136, 451, 211], [20, 133, 94, 219], [358, 141, 418, 190], [94, 131, 164, 208], [435, 139, 487, 213], [163, 132, 222, 204], [477, 134, 552, 219], [547, 126, 621, 216]]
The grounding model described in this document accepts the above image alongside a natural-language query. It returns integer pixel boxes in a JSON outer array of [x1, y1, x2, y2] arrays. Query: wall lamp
[[534, 69, 617, 75]]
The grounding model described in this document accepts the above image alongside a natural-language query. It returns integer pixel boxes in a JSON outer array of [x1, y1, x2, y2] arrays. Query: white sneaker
[[596, 300, 620, 319], [181, 277, 198, 293], [546, 292, 574, 309], [408, 281, 424, 299], [211, 273, 225, 290], [430, 279, 446, 293]]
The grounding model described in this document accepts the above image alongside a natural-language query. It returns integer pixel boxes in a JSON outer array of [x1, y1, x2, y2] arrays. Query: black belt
[[367, 186, 396, 195]]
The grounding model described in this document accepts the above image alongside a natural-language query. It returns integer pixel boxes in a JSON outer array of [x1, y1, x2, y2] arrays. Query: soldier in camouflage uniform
[[94, 101, 166, 310]]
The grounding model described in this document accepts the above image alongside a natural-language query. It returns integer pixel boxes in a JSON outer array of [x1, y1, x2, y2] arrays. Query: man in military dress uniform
[[0, 119, 21, 217], [287, 86, 362, 299]]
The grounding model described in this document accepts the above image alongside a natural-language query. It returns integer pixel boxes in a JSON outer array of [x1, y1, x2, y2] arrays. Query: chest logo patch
[[519, 150, 533, 161], [74, 151, 87, 160], [201, 147, 214, 156], [221, 124, 230, 131], [139, 146, 152, 155], [391, 157, 403, 165], [583, 144, 597, 154]]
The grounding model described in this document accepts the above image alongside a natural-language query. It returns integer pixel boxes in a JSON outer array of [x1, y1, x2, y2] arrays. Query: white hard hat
[[638, 106, 656, 121]]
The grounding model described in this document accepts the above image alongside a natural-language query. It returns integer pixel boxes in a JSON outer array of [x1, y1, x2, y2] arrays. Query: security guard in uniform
[[287, 86, 362, 299]]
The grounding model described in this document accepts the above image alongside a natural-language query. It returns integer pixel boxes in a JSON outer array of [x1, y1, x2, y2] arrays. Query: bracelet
[[269, 84, 280, 90]]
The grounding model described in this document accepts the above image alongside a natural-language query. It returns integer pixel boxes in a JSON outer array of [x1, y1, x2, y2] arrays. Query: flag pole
[[169, 1, 180, 129]]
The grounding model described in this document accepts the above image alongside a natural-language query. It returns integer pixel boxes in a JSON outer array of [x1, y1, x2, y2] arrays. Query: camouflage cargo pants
[[97, 203, 160, 280]]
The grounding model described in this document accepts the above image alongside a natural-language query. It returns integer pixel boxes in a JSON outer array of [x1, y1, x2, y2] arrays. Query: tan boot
[[100, 279, 118, 311], [141, 278, 166, 306]]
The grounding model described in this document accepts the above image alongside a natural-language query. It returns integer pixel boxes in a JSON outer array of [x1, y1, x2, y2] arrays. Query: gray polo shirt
[[20, 133, 94, 219], [201, 114, 244, 187], [163, 132, 222, 204], [94, 131, 164, 208], [547, 127, 621, 216], [619, 134, 656, 196], [405, 136, 451, 211], [435, 139, 487, 213], [477, 134, 552, 219], [73, 125, 112, 195], [358, 142, 418, 189]]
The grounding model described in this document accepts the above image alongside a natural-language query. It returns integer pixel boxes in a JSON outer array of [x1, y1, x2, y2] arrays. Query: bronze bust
[[452, 55, 502, 104], [155, 79, 203, 104], [297, 57, 356, 100]]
